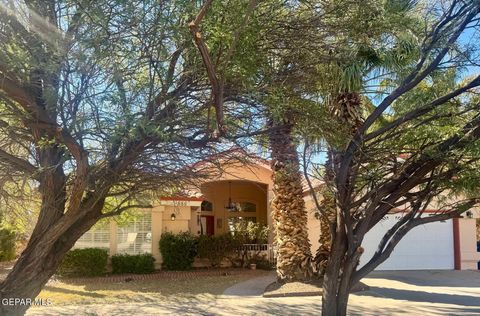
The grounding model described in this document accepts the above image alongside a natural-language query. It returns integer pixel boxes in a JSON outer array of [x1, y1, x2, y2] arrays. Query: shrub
[[57, 248, 108, 277], [159, 232, 197, 270], [0, 228, 16, 262], [232, 221, 269, 244], [111, 253, 155, 274], [197, 234, 240, 267]]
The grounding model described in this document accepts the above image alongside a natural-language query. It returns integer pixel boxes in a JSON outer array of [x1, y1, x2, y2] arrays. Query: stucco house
[[73, 151, 480, 271]]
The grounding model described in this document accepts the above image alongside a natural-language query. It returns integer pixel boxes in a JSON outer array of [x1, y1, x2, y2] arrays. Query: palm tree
[[269, 114, 312, 281], [313, 0, 420, 278], [315, 91, 364, 277]]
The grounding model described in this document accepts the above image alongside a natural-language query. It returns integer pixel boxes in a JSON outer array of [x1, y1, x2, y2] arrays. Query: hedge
[[0, 228, 16, 262], [159, 232, 197, 270], [111, 253, 155, 274], [197, 234, 240, 267], [57, 248, 108, 277]]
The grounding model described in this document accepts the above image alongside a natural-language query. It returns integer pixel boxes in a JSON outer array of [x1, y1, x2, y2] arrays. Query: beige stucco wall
[[458, 218, 480, 270], [161, 205, 191, 233], [206, 160, 274, 186]]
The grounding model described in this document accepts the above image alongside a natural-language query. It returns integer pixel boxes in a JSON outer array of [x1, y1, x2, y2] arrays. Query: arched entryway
[[198, 180, 269, 237]]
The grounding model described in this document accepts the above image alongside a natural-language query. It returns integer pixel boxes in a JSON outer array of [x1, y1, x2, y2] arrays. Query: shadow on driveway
[[348, 304, 480, 316], [356, 286, 480, 307], [365, 270, 480, 287]]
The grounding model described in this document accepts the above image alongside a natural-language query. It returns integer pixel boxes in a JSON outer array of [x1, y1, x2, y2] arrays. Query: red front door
[[202, 215, 215, 236]]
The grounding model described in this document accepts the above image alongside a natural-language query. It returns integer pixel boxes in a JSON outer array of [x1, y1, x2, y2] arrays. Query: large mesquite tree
[[0, 1, 254, 314]]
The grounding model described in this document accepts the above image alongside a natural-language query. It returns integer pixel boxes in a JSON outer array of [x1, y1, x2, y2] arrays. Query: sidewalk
[[222, 271, 275, 296]]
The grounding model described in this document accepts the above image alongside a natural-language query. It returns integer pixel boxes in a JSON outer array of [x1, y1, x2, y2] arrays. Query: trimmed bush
[[159, 232, 197, 270], [0, 228, 16, 262], [197, 234, 240, 267], [57, 248, 108, 277], [111, 253, 155, 274]]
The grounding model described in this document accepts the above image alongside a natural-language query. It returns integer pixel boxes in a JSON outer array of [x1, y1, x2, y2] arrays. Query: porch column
[[457, 217, 480, 270], [151, 205, 164, 268], [109, 220, 118, 256], [267, 184, 274, 244]]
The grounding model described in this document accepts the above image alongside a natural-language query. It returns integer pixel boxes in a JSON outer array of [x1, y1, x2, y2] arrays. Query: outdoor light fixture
[[225, 181, 238, 212], [170, 213, 176, 221], [466, 211, 473, 219]]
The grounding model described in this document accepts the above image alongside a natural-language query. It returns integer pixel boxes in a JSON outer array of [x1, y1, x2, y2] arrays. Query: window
[[201, 200, 213, 212], [228, 201, 257, 212], [73, 220, 110, 253], [117, 212, 152, 255], [236, 202, 256, 212]]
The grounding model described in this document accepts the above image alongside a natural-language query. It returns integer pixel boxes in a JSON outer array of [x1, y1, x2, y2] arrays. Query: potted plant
[[248, 257, 257, 270]]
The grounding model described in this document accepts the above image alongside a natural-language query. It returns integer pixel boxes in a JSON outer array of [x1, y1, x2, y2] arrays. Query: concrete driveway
[[26, 270, 480, 315], [349, 270, 480, 315], [216, 270, 480, 316]]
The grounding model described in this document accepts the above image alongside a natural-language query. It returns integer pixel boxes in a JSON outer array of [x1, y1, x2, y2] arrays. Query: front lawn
[[35, 269, 270, 306]]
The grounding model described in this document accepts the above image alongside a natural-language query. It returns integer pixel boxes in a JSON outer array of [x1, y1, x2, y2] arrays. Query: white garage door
[[359, 215, 454, 270]]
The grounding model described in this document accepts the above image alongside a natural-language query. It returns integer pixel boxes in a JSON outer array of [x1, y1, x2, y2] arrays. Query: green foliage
[[232, 220, 269, 244], [57, 248, 108, 277], [197, 234, 241, 267], [159, 232, 197, 270], [111, 253, 155, 274], [201, 0, 280, 90], [0, 227, 16, 262]]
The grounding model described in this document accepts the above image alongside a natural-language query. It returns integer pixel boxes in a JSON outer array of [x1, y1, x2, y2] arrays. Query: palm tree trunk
[[316, 92, 362, 278], [314, 151, 336, 277], [269, 119, 312, 281], [318, 91, 363, 314]]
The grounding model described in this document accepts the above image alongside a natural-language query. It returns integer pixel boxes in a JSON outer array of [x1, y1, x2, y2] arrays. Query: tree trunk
[[319, 92, 363, 315], [321, 213, 347, 316], [316, 92, 363, 279], [269, 119, 312, 281], [314, 151, 336, 277], [0, 197, 104, 316]]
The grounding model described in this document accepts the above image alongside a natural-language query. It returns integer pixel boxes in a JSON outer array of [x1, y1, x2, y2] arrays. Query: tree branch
[[189, 0, 225, 135], [0, 148, 38, 177], [337, 5, 480, 196], [101, 204, 153, 218], [365, 75, 480, 142]]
